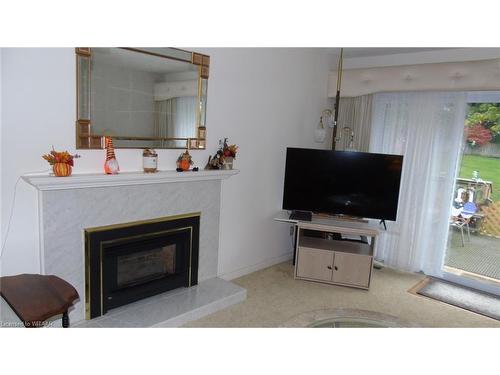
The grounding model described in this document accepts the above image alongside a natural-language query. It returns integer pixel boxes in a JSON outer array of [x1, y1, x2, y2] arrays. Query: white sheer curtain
[[337, 95, 373, 152], [155, 96, 197, 147], [155, 99, 175, 139], [174, 96, 197, 137], [370, 92, 466, 274]]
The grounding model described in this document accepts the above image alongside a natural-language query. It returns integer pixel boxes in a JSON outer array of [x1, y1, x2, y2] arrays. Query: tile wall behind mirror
[[76, 48, 209, 149]]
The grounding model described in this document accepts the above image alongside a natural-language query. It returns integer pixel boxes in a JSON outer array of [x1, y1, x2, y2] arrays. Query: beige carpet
[[184, 261, 500, 327]]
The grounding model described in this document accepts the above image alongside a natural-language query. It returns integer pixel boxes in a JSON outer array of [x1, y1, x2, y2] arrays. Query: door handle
[[334, 266, 338, 271], [327, 265, 332, 270]]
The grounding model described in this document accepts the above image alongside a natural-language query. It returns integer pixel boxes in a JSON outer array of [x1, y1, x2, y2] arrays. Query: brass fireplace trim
[[84, 212, 200, 320], [85, 212, 201, 233]]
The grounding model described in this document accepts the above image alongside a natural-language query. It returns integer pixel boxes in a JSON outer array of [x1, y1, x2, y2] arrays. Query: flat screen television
[[282, 148, 403, 221]]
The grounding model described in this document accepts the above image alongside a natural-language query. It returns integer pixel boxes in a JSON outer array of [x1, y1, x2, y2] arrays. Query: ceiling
[[329, 47, 452, 58]]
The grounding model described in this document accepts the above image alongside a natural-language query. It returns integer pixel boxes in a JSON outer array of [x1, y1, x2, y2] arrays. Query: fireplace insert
[[85, 213, 200, 319]]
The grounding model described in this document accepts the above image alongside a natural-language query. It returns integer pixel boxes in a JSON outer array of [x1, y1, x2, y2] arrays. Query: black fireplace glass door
[[116, 244, 178, 288], [102, 230, 190, 313]]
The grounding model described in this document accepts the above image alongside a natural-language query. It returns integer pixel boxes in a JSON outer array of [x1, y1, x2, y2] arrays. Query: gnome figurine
[[104, 137, 120, 174]]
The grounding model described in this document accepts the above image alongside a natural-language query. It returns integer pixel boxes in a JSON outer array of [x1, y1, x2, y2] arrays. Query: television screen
[[282, 148, 403, 221]]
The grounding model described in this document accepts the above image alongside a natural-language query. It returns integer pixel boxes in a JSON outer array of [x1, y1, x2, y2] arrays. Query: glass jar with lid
[[143, 148, 158, 173]]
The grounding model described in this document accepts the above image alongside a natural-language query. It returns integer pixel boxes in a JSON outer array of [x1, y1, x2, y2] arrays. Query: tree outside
[[459, 102, 500, 238], [462, 104, 500, 194], [465, 103, 500, 146]]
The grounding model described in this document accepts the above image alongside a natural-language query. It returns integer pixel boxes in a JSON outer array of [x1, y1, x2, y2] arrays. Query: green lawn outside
[[459, 154, 500, 201]]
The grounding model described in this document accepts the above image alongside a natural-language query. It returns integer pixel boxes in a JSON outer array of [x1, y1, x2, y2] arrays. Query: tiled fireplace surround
[[22, 170, 245, 327]]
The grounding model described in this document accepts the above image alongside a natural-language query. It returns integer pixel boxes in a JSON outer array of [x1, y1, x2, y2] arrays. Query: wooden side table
[[0, 274, 79, 328]]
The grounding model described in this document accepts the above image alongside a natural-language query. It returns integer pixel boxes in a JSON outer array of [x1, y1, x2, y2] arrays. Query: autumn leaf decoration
[[42, 147, 80, 166], [222, 138, 238, 159]]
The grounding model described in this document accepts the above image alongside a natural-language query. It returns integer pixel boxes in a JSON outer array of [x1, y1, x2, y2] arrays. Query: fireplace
[[85, 213, 200, 319]]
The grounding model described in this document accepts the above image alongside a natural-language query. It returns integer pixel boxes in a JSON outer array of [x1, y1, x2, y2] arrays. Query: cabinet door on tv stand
[[332, 252, 372, 288], [296, 247, 333, 282]]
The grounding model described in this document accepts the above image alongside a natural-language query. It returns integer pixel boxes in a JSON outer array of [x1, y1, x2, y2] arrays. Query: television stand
[[294, 220, 379, 289], [289, 210, 312, 221], [274, 212, 380, 289], [314, 212, 369, 224]]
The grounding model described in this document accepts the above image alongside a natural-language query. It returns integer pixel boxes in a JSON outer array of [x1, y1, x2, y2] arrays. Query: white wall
[[200, 48, 333, 279], [0, 48, 333, 278]]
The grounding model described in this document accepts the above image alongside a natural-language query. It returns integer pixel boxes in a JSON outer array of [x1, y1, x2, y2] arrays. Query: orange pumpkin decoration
[[53, 163, 72, 177]]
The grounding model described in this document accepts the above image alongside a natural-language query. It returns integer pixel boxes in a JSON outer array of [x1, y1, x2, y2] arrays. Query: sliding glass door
[[370, 91, 500, 295], [440, 92, 500, 296]]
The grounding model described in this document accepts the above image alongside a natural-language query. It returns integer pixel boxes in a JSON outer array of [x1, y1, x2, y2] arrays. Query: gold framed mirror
[[76, 47, 209, 149]]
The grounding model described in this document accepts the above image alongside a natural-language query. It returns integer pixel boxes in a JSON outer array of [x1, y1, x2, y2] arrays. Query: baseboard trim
[[219, 252, 293, 281]]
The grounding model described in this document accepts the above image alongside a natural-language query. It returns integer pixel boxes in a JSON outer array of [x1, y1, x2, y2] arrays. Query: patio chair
[[450, 202, 477, 247]]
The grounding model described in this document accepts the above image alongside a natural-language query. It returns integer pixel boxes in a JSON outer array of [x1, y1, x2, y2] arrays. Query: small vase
[[223, 157, 234, 170], [53, 163, 72, 177]]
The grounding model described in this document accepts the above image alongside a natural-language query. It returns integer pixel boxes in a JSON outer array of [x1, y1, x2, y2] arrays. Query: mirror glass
[[77, 47, 208, 149], [78, 55, 90, 120]]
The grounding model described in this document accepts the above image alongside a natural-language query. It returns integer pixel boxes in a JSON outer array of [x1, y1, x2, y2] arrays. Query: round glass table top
[[309, 317, 394, 328]]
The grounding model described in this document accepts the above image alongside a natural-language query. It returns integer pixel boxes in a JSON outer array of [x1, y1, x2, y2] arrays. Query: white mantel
[[22, 169, 239, 191]]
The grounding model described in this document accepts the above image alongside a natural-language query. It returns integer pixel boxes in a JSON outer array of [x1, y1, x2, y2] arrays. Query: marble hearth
[[22, 169, 244, 326]]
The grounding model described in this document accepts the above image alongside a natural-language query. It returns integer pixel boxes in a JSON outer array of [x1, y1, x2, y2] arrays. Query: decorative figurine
[[104, 137, 120, 174], [177, 149, 193, 171], [205, 138, 239, 170]]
